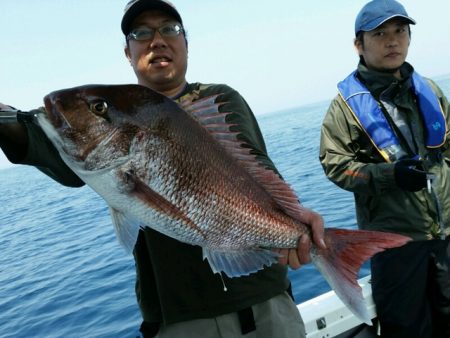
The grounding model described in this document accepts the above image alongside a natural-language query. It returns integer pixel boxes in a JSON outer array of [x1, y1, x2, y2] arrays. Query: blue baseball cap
[[355, 0, 416, 36]]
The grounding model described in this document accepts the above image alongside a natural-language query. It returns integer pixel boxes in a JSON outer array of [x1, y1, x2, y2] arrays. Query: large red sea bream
[[37, 84, 410, 324]]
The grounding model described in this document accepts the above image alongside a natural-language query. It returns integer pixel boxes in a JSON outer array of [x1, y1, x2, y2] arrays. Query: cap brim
[[360, 14, 416, 32]]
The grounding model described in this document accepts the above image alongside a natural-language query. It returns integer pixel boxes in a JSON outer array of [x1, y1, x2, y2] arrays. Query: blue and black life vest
[[338, 71, 447, 162]]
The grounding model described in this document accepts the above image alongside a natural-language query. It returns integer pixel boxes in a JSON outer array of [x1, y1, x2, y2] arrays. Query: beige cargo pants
[[154, 292, 305, 338]]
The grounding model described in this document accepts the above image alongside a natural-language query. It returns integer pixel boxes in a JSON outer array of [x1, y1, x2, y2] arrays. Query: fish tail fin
[[311, 228, 411, 325]]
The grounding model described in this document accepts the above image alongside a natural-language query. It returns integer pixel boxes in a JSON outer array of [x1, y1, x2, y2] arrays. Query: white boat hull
[[297, 275, 379, 337]]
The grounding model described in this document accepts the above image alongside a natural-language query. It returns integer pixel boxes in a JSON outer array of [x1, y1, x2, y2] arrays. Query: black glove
[[394, 159, 427, 192]]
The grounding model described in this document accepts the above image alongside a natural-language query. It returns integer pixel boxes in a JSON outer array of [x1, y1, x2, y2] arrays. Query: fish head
[[40, 84, 172, 171]]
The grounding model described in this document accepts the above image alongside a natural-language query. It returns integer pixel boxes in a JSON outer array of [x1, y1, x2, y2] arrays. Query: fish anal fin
[[203, 248, 280, 278], [312, 228, 411, 325]]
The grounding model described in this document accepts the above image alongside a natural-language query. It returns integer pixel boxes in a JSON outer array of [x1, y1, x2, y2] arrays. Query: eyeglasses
[[127, 23, 184, 41]]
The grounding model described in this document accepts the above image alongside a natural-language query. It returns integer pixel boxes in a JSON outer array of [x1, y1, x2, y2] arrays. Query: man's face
[[125, 10, 188, 96], [355, 18, 410, 75]]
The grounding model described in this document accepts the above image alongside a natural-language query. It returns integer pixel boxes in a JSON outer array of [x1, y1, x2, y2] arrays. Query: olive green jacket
[[320, 63, 450, 240], [0, 82, 289, 326]]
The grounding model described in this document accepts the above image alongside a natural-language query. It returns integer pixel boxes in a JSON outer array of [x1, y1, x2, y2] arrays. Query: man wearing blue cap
[[320, 0, 450, 337]]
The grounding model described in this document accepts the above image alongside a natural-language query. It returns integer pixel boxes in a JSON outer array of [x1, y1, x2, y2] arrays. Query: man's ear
[[353, 38, 363, 56], [124, 47, 132, 63]]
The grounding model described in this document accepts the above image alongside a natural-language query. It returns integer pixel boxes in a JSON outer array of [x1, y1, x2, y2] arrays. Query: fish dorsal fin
[[180, 95, 307, 222]]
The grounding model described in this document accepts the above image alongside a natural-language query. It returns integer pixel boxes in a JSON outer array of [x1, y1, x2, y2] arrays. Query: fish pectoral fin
[[311, 228, 411, 325], [110, 207, 141, 253], [124, 172, 205, 240], [203, 248, 279, 278]]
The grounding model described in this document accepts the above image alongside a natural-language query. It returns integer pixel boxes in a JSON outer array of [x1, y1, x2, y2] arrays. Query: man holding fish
[[0, 0, 328, 337], [0, 1, 414, 337]]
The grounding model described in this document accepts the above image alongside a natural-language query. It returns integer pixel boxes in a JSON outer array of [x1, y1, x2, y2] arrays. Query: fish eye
[[89, 101, 108, 115]]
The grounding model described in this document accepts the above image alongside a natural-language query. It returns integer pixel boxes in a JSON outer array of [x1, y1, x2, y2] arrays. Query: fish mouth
[[43, 95, 55, 121], [42, 93, 89, 163], [43, 94, 73, 129], [36, 108, 81, 168]]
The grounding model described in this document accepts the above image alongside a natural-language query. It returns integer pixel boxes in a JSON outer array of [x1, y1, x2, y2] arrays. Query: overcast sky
[[1, 0, 449, 169]]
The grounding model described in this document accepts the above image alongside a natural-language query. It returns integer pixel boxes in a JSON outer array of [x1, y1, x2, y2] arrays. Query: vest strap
[[338, 71, 446, 162]]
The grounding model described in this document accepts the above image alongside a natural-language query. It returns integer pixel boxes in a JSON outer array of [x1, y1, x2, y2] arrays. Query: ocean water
[[1, 75, 449, 338]]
